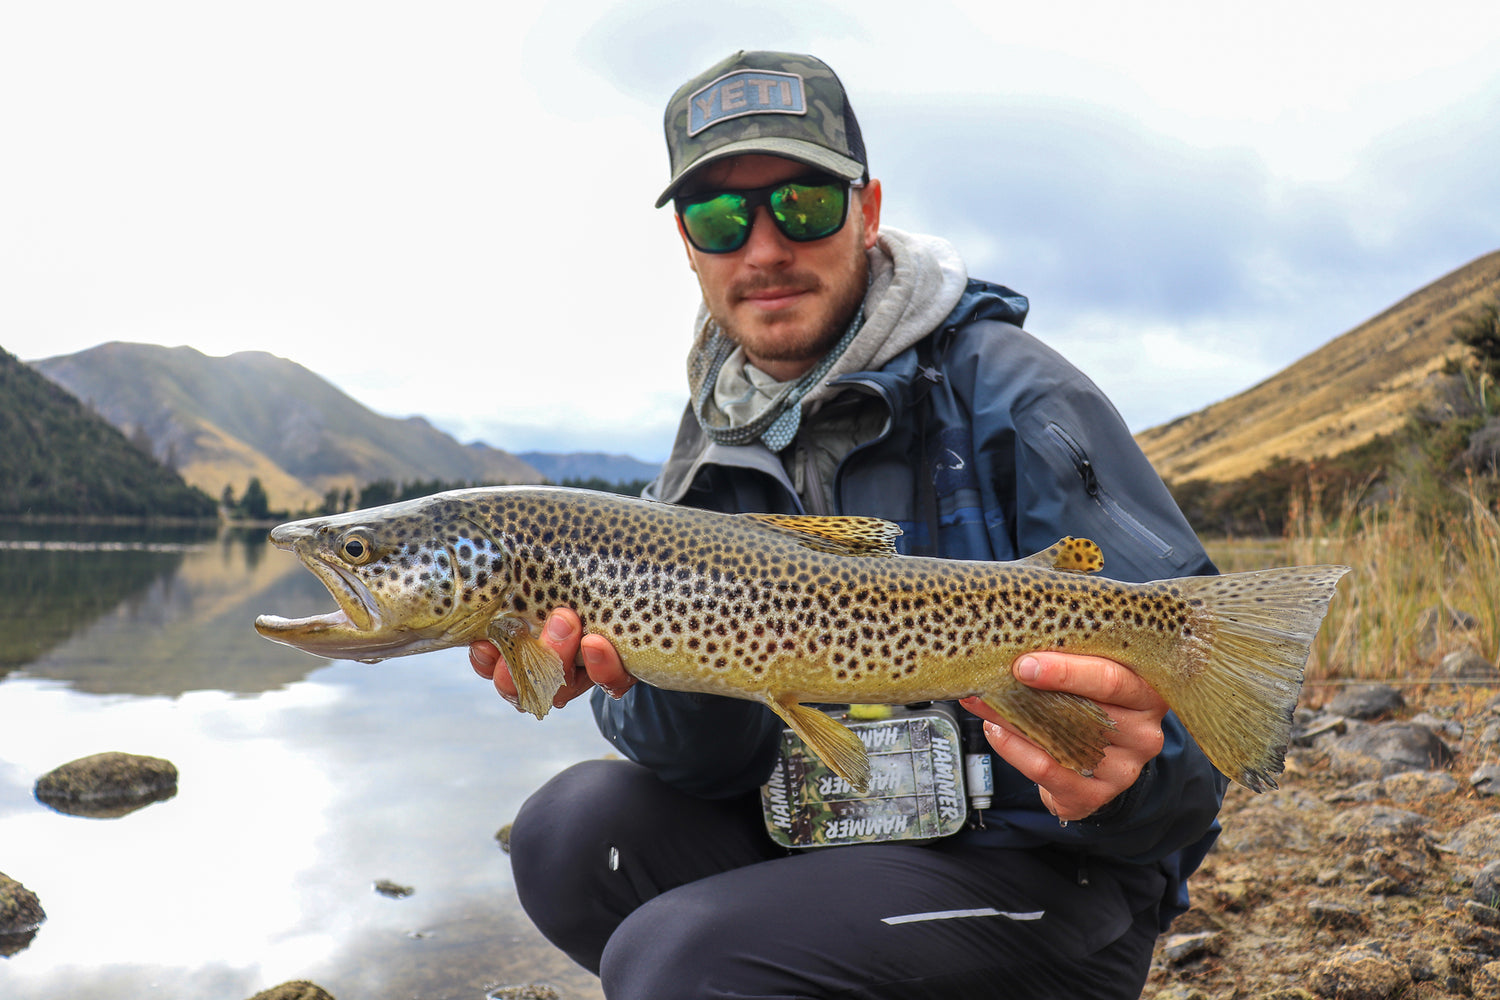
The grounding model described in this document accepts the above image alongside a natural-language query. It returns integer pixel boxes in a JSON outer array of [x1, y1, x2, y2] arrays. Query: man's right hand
[[469, 608, 635, 711]]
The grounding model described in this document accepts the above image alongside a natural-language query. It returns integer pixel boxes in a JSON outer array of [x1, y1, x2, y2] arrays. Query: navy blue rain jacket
[[594, 279, 1228, 926]]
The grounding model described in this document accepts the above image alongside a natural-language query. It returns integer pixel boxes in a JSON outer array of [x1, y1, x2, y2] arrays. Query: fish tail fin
[[1168, 565, 1350, 792]]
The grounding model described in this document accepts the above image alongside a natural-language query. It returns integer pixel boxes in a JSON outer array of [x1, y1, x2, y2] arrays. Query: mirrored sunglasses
[[675, 175, 857, 254]]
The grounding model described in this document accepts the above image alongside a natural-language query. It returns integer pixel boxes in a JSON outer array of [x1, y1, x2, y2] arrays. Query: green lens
[[682, 192, 752, 252], [770, 182, 847, 241]]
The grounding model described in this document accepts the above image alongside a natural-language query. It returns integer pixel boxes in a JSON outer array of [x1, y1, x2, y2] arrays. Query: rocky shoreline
[[1148, 676, 1500, 1000]]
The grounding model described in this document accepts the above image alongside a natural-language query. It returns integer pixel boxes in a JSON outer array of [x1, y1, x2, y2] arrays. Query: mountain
[[0, 346, 217, 518], [1137, 249, 1500, 484], [519, 451, 661, 487], [32, 343, 541, 512]]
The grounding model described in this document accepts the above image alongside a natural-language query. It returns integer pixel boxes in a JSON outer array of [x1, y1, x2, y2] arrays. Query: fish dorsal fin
[[738, 513, 902, 557], [1020, 536, 1104, 574]]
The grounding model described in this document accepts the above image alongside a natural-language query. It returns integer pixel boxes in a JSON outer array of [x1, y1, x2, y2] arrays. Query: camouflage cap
[[655, 51, 868, 208]]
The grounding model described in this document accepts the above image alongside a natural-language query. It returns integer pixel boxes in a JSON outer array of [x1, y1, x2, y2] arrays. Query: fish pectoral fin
[[766, 697, 872, 793], [1016, 537, 1104, 575], [486, 615, 566, 720], [980, 685, 1115, 777], [738, 513, 901, 557]]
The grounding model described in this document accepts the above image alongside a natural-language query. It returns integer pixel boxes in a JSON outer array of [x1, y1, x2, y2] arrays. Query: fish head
[[254, 493, 512, 661]]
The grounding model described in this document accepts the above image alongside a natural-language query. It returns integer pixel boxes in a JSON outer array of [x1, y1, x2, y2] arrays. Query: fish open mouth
[[253, 529, 380, 641]]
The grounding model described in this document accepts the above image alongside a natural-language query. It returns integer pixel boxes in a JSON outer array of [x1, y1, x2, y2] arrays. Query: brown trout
[[254, 486, 1348, 793]]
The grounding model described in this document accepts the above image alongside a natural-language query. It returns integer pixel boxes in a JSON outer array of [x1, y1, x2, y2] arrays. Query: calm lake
[[0, 524, 611, 999]]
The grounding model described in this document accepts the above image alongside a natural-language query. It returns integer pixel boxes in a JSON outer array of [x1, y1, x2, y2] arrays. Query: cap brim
[[654, 137, 866, 208]]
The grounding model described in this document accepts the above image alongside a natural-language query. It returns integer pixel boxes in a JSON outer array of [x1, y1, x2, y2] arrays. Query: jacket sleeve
[[952, 321, 1227, 858], [590, 684, 784, 799]]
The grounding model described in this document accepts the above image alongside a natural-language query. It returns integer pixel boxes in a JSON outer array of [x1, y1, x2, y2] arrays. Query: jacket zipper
[[1045, 422, 1173, 559]]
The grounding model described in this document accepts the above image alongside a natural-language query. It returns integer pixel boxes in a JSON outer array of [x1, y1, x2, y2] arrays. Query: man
[[471, 51, 1225, 999]]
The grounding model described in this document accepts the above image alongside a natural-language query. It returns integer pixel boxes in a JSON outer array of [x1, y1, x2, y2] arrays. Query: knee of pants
[[600, 891, 745, 999], [507, 759, 653, 959]]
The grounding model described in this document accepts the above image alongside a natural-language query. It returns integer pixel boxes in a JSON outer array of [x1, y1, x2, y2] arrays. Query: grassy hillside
[[0, 346, 218, 519], [33, 343, 541, 512], [1138, 249, 1500, 484]]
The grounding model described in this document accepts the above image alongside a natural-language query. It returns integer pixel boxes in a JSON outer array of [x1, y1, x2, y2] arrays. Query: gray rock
[[1474, 765, 1500, 797], [372, 879, 414, 899], [1330, 805, 1430, 843], [248, 983, 336, 1000], [1477, 860, 1500, 908], [34, 751, 178, 818], [1162, 930, 1222, 964], [1410, 711, 1464, 740], [1308, 899, 1368, 930], [1327, 722, 1455, 779], [1479, 721, 1500, 749], [1439, 816, 1500, 861], [0, 873, 44, 936], [1326, 684, 1405, 720], [1477, 960, 1500, 1000], [1382, 770, 1461, 802], [1310, 942, 1413, 999], [1439, 647, 1500, 682], [1415, 605, 1480, 658], [487, 987, 562, 1000]]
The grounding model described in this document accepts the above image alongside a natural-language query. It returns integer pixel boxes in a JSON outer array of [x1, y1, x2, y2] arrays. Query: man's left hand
[[960, 652, 1168, 823]]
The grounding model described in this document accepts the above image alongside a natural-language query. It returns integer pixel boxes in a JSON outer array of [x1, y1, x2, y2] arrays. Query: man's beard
[[714, 250, 869, 367]]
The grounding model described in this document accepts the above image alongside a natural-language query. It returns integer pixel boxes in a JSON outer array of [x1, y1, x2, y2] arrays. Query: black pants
[[509, 760, 1165, 999]]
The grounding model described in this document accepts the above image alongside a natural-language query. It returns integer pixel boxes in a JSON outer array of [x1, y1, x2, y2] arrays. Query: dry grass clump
[[1206, 485, 1500, 683]]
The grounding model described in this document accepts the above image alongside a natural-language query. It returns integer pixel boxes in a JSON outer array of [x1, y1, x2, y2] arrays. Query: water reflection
[[0, 528, 611, 999]]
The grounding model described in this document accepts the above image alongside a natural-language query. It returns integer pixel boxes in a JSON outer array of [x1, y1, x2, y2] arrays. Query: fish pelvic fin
[[486, 615, 566, 720], [765, 696, 872, 793], [1017, 536, 1105, 574], [979, 686, 1115, 776], [1168, 565, 1351, 792], [738, 513, 901, 557]]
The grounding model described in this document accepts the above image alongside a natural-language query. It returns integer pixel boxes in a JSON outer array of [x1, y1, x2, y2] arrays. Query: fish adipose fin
[[486, 615, 566, 720], [1017, 536, 1105, 574], [765, 695, 873, 792], [980, 685, 1116, 776], [739, 513, 901, 557], [1168, 565, 1351, 792]]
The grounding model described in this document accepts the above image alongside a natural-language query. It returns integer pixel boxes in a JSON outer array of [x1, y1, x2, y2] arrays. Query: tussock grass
[[1206, 485, 1500, 684]]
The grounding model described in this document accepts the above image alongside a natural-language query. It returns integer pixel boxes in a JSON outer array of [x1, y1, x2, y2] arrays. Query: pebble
[[372, 880, 414, 899], [1474, 765, 1500, 797], [1162, 930, 1221, 964]]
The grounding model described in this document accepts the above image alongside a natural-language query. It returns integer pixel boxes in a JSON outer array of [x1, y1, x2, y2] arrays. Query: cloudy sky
[[4, 1, 1499, 463]]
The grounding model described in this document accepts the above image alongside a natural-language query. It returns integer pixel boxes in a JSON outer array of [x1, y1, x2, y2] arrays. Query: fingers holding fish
[[580, 631, 635, 700], [471, 609, 599, 712], [1012, 652, 1169, 715]]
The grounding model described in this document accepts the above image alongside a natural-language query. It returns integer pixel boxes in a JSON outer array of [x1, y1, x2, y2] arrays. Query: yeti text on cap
[[687, 70, 807, 136]]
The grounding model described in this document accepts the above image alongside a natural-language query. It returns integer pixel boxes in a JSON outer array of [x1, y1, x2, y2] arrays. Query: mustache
[[730, 273, 820, 301]]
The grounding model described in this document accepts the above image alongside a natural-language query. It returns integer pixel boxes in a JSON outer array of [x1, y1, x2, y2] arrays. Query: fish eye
[[337, 529, 376, 565]]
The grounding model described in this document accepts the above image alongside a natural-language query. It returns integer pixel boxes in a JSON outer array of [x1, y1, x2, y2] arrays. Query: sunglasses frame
[[674, 174, 862, 254]]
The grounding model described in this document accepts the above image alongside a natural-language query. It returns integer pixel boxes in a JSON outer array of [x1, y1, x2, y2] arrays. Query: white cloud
[[2, 1, 1498, 462]]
